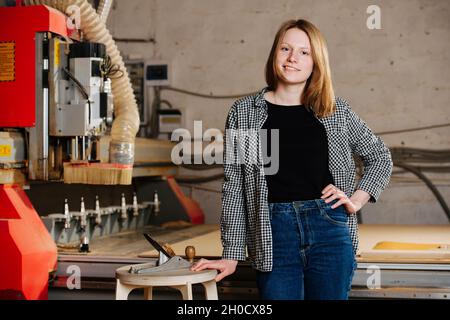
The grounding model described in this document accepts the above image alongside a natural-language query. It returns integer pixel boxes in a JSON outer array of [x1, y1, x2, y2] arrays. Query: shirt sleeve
[[345, 100, 393, 203], [221, 104, 247, 261]]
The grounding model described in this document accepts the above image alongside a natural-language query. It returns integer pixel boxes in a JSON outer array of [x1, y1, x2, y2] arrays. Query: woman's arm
[[191, 104, 246, 281], [322, 184, 371, 214], [345, 100, 393, 203], [349, 189, 371, 210], [221, 104, 247, 261], [191, 259, 238, 282]]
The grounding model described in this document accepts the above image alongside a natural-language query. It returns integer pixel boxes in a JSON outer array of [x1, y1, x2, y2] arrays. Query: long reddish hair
[[265, 19, 335, 117]]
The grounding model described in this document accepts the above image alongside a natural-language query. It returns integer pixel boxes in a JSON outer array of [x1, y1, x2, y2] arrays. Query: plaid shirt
[[221, 87, 393, 271]]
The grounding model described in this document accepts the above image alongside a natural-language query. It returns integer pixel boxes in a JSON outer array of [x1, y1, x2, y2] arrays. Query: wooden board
[[357, 224, 450, 263], [372, 241, 449, 250], [357, 250, 450, 263]]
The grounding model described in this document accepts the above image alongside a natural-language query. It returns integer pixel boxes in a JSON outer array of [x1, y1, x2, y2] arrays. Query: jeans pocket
[[320, 206, 348, 227]]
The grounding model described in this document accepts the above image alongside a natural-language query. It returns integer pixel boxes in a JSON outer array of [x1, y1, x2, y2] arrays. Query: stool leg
[[144, 287, 153, 300], [202, 280, 218, 300], [173, 283, 193, 300], [116, 280, 134, 300]]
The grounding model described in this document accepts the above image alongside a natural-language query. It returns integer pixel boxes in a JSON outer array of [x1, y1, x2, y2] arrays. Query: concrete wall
[[107, 0, 449, 225]]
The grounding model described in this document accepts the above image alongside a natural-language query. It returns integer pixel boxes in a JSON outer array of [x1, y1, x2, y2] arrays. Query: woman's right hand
[[190, 258, 238, 282]]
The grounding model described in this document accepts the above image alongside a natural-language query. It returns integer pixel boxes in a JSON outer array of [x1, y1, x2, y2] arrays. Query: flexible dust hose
[[97, 0, 113, 25], [24, 0, 140, 165]]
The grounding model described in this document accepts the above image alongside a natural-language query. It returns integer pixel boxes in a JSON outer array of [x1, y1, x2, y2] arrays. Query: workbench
[[51, 224, 450, 299]]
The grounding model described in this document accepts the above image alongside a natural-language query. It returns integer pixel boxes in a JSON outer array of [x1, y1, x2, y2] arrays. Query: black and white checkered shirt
[[221, 87, 393, 272]]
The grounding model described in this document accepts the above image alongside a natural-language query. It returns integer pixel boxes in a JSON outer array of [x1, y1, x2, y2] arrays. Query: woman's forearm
[[350, 189, 371, 211]]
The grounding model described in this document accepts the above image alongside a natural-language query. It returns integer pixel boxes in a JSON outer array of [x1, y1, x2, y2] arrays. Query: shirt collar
[[254, 87, 269, 108]]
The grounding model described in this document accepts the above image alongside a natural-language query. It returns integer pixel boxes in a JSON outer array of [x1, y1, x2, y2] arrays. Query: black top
[[262, 100, 334, 203]]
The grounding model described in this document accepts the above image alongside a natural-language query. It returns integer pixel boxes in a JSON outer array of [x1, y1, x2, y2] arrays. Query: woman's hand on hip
[[321, 184, 361, 214], [190, 258, 238, 282]]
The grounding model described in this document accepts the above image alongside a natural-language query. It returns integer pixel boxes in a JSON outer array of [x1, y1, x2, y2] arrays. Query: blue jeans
[[256, 199, 356, 300]]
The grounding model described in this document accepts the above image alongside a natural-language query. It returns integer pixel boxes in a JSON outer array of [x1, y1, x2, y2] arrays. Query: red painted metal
[[0, 5, 67, 299], [0, 185, 57, 300], [167, 176, 205, 224], [0, 5, 68, 127]]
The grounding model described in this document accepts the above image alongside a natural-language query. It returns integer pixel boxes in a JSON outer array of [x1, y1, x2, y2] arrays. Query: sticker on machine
[[0, 41, 15, 82], [0, 144, 11, 157]]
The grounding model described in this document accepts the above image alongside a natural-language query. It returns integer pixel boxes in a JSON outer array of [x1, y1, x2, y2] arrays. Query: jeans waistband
[[269, 198, 339, 211]]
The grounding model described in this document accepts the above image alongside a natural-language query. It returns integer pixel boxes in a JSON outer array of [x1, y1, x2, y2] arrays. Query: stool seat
[[115, 265, 218, 300]]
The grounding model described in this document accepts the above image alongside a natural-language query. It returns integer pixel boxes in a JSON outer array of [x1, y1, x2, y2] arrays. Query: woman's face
[[275, 28, 314, 86]]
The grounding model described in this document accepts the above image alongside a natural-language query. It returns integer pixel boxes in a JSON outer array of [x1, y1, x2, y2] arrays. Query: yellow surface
[[357, 224, 450, 263], [0, 145, 11, 157], [54, 38, 60, 67], [373, 241, 449, 250], [357, 225, 450, 251]]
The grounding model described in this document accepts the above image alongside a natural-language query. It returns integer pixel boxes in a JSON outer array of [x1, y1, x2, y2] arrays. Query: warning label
[[0, 145, 12, 157], [0, 42, 15, 82]]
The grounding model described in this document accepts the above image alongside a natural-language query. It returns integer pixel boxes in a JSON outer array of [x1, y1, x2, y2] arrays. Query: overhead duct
[[24, 0, 140, 165]]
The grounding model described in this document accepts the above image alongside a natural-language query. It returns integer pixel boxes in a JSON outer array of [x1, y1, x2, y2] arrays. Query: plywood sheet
[[357, 224, 450, 263]]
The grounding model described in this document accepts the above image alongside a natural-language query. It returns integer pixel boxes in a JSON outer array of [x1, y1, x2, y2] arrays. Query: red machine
[[0, 185, 57, 299], [0, 4, 205, 300], [0, 5, 68, 127], [0, 5, 68, 300]]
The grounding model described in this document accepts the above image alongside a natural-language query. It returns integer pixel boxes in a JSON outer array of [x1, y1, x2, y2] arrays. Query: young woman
[[192, 19, 393, 300]]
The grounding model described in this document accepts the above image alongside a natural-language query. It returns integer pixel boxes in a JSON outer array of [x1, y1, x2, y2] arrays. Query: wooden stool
[[115, 265, 218, 300]]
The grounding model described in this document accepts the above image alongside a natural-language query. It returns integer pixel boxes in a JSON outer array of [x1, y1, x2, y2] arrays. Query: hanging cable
[[62, 67, 89, 100], [100, 55, 124, 79], [181, 163, 223, 170], [160, 86, 258, 99], [377, 123, 450, 136], [62, 67, 91, 123], [394, 162, 450, 221], [160, 86, 450, 137], [175, 173, 224, 184], [159, 99, 174, 109]]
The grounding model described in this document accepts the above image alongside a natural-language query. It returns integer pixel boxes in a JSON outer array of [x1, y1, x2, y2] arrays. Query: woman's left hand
[[321, 184, 361, 214]]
